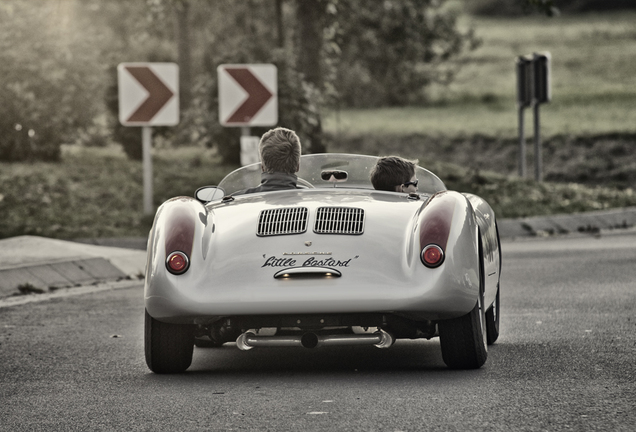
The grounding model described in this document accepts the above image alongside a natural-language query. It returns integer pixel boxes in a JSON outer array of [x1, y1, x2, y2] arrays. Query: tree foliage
[[471, 0, 636, 16], [1, 0, 481, 162], [0, 1, 105, 161], [172, 0, 325, 163], [332, 0, 480, 107]]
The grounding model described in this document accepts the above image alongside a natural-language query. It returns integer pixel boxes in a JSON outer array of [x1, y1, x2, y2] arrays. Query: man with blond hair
[[241, 127, 302, 194], [370, 156, 419, 193]]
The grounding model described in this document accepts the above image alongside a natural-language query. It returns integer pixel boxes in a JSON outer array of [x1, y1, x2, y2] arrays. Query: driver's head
[[259, 127, 301, 175], [370, 156, 417, 192]]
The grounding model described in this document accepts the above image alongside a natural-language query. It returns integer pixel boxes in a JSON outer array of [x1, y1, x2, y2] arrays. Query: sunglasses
[[402, 179, 418, 188], [321, 170, 348, 181]]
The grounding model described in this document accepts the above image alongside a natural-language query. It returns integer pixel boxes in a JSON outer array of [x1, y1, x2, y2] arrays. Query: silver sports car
[[144, 153, 502, 373]]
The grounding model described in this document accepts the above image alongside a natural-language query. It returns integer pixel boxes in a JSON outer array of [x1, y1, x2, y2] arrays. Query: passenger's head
[[259, 127, 302, 175], [370, 156, 418, 193]]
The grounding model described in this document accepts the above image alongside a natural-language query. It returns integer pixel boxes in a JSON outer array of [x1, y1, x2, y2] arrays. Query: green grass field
[[323, 12, 636, 137]]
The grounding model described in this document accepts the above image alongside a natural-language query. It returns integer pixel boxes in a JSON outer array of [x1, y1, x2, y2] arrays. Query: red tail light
[[421, 244, 444, 268], [166, 251, 189, 274]]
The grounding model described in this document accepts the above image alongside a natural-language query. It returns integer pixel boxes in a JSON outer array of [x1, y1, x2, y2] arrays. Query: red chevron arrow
[[125, 66, 174, 123], [225, 68, 273, 124]]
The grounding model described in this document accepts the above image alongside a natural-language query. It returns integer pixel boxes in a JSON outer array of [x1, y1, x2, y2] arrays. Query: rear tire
[[486, 223, 502, 345], [145, 309, 195, 373], [438, 234, 488, 369], [485, 284, 500, 345], [438, 290, 488, 369]]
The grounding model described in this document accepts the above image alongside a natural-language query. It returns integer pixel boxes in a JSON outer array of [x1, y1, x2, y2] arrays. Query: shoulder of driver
[[233, 172, 298, 196]]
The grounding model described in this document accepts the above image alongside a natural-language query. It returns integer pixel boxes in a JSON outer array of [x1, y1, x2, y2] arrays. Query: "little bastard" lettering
[[261, 255, 354, 268], [302, 256, 351, 267], [261, 256, 296, 267]]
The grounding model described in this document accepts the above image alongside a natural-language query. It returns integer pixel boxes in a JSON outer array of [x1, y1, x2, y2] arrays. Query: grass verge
[[2, 142, 635, 241], [324, 12, 636, 138], [0, 145, 231, 239]]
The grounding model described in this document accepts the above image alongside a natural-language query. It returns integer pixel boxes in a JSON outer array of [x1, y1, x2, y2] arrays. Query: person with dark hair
[[241, 127, 302, 194], [370, 156, 419, 193]]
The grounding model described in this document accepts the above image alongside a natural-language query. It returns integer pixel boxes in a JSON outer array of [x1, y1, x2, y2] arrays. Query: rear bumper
[[145, 266, 479, 324]]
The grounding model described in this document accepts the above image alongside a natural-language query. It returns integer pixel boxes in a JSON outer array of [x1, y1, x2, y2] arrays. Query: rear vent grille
[[314, 207, 365, 235], [257, 207, 308, 236]]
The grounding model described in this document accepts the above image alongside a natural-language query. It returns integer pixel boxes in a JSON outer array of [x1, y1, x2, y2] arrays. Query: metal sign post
[[532, 53, 551, 182], [117, 63, 179, 215], [516, 56, 533, 178], [142, 126, 153, 215], [240, 127, 261, 166], [533, 102, 542, 182], [518, 108, 526, 178], [515, 53, 551, 182]]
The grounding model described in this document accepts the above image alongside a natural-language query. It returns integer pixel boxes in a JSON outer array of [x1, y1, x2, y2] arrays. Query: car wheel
[[145, 309, 195, 373], [438, 235, 488, 369], [486, 224, 502, 345], [485, 284, 500, 345]]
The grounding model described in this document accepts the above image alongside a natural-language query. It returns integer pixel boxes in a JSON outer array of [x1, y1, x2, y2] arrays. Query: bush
[[467, 0, 636, 16], [0, 1, 104, 162], [332, 0, 480, 107], [176, 49, 325, 165]]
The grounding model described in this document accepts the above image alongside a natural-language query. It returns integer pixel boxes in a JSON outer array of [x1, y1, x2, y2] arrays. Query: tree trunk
[[295, 0, 326, 153], [276, 0, 284, 48], [296, 0, 323, 87], [174, 0, 192, 111]]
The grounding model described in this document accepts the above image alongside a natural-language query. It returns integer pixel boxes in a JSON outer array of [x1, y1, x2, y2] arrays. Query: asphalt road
[[1, 232, 635, 431]]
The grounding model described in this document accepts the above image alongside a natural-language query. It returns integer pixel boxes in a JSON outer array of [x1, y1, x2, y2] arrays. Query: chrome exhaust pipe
[[236, 329, 395, 351], [236, 333, 304, 350]]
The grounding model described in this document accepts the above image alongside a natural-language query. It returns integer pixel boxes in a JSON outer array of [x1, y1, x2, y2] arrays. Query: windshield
[[217, 153, 446, 195]]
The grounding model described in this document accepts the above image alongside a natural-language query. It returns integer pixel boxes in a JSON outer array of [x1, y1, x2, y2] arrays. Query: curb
[[0, 236, 147, 300], [497, 206, 636, 238], [0, 279, 143, 309], [0, 258, 129, 297]]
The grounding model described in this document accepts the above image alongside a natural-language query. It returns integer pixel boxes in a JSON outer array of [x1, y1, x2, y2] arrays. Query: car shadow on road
[[184, 339, 454, 375]]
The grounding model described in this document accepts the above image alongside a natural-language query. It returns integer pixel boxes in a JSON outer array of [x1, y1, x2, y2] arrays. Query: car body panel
[[145, 154, 499, 329]]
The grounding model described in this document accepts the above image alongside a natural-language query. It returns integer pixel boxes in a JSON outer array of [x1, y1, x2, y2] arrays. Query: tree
[[526, 0, 559, 15], [331, 0, 480, 107], [173, 0, 193, 111], [97, 0, 179, 160], [296, 0, 325, 89], [295, 0, 328, 153], [172, 0, 326, 164], [0, 0, 105, 161], [101, 0, 478, 160], [1, 1, 483, 163]]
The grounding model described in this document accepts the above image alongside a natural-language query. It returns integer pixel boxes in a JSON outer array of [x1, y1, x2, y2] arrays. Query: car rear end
[[145, 189, 479, 323]]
